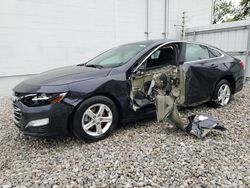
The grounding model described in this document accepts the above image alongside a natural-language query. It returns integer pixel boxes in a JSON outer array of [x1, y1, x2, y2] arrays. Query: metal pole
[[166, 0, 170, 38], [245, 24, 250, 82], [181, 11, 186, 40], [163, 0, 167, 39], [145, 0, 149, 40], [211, 0, 215, 24]]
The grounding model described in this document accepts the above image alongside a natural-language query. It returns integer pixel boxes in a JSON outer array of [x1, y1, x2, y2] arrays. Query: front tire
[[72, 96, 118, 141], [212, 79, 232, 107]]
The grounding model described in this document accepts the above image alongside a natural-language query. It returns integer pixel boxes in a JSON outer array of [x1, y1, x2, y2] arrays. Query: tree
[[213, 0, 235, 24], [233, 0, 250, 21]]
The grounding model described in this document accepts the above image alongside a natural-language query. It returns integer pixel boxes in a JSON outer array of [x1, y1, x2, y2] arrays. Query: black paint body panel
[[183, 54, 244, 105]]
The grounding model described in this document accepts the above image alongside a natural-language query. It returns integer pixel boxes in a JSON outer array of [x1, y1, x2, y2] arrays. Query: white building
[[0, 0, 213, 96]]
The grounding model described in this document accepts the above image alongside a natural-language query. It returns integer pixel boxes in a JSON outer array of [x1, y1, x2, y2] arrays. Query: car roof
[[128, 39, 220, 49], [127, 39, 174, 46]]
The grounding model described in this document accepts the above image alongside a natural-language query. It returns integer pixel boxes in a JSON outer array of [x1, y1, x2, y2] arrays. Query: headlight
[[21, 93, 67, 107]]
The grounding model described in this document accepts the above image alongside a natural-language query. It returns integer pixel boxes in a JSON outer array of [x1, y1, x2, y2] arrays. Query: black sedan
[[13, 40, 244, 141]]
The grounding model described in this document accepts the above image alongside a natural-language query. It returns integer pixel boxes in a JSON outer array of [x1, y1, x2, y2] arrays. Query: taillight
[[239, 60, 244, 69]]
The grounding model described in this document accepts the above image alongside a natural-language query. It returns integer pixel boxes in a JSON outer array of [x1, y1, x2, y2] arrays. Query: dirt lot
[[0, 86, 249, 188]]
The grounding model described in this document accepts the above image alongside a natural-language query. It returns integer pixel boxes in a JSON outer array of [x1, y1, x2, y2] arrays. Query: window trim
[[132, 41, 224, 73], [133, 41, 180, 73], [208, 47, 222, 58]]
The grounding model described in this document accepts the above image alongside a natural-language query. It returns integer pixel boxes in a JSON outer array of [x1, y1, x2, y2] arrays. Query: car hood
[[14, 65, 112, 93]]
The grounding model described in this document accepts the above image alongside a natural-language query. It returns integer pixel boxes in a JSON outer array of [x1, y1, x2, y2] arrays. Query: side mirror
[[131, 62, 146, 78], [136, 70, 145, 76], [131, 70, 145, 79]]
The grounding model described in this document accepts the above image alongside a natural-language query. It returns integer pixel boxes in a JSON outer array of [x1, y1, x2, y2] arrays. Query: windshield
[[85, 43, 148, 68]]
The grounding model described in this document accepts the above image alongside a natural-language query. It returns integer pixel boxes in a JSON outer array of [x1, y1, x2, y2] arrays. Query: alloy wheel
[[81, 103, 113, 136], [217, 83, 231, 106]]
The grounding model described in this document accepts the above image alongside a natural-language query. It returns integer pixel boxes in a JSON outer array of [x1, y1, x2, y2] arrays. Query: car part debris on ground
[[130, 62, 226, 138], [155, 91, 226, 139], [186, 114, 226, 138]]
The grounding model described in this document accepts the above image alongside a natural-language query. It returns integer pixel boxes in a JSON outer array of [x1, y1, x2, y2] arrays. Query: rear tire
[[72, 96, 118, 141], [212, 79, 232, 107]]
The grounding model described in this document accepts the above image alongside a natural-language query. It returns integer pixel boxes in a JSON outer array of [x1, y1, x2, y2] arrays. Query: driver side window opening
[[145, 44, 178, 69]]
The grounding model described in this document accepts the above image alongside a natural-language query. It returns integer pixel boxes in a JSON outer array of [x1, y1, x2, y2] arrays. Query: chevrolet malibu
[[13, 40, 244, 141]]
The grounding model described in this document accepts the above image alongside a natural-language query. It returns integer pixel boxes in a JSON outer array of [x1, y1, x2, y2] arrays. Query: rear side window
[[185, 43, 209, 61], [150, 50, 161, 60], [208, 47, 221, 57]]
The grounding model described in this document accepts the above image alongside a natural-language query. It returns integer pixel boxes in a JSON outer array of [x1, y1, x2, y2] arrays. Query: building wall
[[0, 0, 213, 96]]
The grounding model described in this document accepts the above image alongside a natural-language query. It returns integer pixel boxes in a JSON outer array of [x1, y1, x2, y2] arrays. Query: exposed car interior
[[130, 44, 181, 111], [146, 46, 177, 69]]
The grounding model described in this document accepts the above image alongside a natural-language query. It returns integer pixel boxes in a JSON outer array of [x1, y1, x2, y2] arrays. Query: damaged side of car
[[129, 42, 225, 138]]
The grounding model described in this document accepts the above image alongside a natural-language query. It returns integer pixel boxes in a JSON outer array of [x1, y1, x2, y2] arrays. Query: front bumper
[[12, 100, 74, 137]]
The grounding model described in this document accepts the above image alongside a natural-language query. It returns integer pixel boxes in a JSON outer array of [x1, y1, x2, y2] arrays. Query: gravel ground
[[0, 86, 249, 188]]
